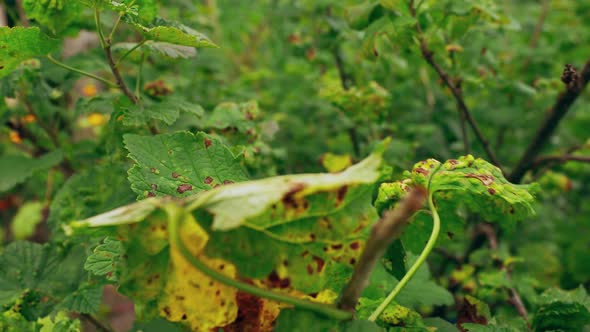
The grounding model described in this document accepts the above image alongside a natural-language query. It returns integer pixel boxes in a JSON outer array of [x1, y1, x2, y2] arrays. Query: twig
[[509, 58, 590, 183], [332, 46, 361, 158], [408, 0, 501, 168], [530, 154, 590, 169], [338, 187, 427, 312], [522, 0, 550, 70], [95, 8, 139, 104], [80, 313, 114, 332]]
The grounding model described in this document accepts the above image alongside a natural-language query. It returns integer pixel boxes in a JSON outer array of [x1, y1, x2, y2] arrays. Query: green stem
[[109, 12, 124, 42], [46, 55, 117, 88], [368, 191, 441, 321], [170, 209, 353, 321], [94, 7, 107, 48], [115, 40, 147, 68]]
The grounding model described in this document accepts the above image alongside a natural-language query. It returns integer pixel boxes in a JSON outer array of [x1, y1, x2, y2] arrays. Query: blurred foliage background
[[1, 0, 589, 330]]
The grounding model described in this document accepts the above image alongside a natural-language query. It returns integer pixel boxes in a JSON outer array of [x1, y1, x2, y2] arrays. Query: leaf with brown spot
[[124, 131, 248, 199]]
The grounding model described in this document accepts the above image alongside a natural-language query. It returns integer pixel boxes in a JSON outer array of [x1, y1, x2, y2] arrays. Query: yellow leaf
[[159, 213, 238, 331]]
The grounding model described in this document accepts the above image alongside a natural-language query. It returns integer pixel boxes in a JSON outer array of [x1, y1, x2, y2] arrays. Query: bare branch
[[408, 1, 502, 168], [338, 187, 427, 312], [509, 59, 590, 183]]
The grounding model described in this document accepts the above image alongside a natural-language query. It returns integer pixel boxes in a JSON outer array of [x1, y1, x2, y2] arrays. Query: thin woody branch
[[509, 59, 590, 183], [531, 154, 590, 169], [338, 187, 427, 312], [408, 1, 502, 169]]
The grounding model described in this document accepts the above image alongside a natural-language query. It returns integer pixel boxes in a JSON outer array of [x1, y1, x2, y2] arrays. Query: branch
[[409, 1, 502, 168], [338, 187, 427, 312], [509, 59, 590, 183], [529, 0, 550, 49]]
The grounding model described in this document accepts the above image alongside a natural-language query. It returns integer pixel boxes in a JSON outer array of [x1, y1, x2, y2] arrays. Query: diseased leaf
[[0, 27, 57, 78], [124, 131, 248, 199], [0, 150, 63, 192], [376, 155, 536, 253]]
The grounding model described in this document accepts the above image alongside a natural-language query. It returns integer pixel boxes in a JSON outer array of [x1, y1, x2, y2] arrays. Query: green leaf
[[532, 286, 590, 331], [423, 317, 459, 331], [0, 27, 57, 78], [124, 131, 248, 199], [127, 17, 218, 48], [203, 100, 260, 132], [48, 162, 136, 232], [121, 99, 204, 126], [461, 323, 519, 332], [0, 150, 63, 192], [0, 241, 93, 318], [23, 0, 82, 36], [113, 41, 197, 59], [84, 237, 125, 281], [274, 308, 384, 332], [11, 201, 44, 240], [355, 297, 427, 328], [38, 311, 81, 332], [56, 284, 102, 314], [0, 310, 37, 332], [363, 254, 453, 310]]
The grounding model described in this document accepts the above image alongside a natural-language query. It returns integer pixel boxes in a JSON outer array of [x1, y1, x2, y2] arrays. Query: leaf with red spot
[[124, 131, 249, 199]]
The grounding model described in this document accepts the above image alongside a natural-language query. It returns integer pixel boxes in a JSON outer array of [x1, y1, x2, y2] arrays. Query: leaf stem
[[115, 40, 147, 68], [109, 12, 124, 42], [368, 190, 441, 321], [170, 208, 353, 321], [46, 55, 117, 88]]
